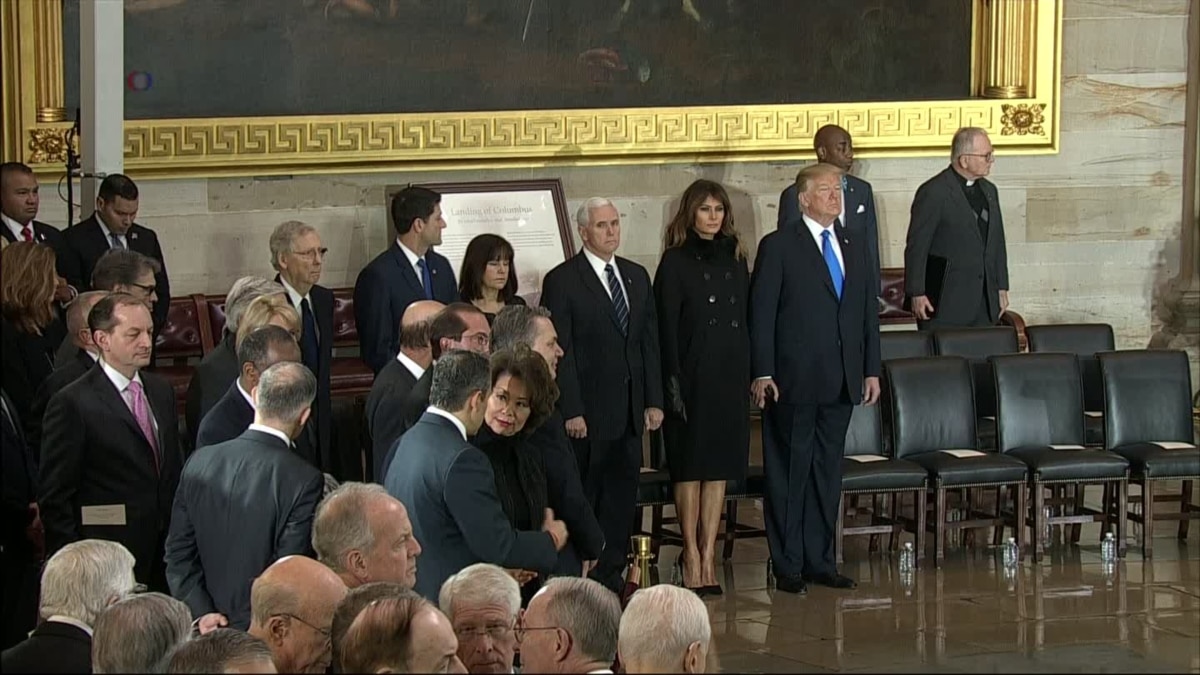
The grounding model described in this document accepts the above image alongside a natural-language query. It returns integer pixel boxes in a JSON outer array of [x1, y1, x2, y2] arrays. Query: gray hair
[[224, 276, 285, 334], [313, 482, 391, 573], [951, 126, 988, 162], [618, 585, 710, 672], [429, 349, 491, 412], [438, 563, 520, 623], [92, 592, 193, 674], [39, 539, 136, 626], [491, 305, 552, 353], [575, 197, 615, 228], [541, 577, 621, 663], [269, 220, 317, 272], [255, 361, 316, 423], [167, 628, 275, 674]]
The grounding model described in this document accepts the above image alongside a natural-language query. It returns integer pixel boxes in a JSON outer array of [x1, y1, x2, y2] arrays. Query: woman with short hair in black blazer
[[654, 179, 751, 596], [0, 242, 66, 425], [458, 234, 525, 325]]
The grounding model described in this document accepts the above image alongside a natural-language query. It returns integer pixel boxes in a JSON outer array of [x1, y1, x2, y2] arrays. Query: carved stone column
[[977, 0, 1037, 99], [32, 0, 65, 123]]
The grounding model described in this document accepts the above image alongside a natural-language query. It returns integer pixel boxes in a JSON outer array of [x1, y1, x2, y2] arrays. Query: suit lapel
[[143, 376, 171, 462], [389, 245, 427, 297], [313, 286, 334, 355], [0, 226, 13, 243], [89, 368, 156, 463], [615, 258, 638, 336], [573, 254, 625, 334], [792, 221, 838, 300]]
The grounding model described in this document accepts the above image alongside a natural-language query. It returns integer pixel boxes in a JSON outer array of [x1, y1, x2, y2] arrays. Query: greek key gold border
[[2, 0, 1061, 179]]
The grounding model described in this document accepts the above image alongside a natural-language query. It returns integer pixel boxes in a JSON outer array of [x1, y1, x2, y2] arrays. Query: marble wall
[[41, 1, 1192, 364]]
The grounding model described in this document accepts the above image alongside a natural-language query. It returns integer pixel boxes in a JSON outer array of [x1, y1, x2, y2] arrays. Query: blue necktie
[[109, 233, 125, 250], [822, 229, 843, 300], [300, 298, 319, 371], [417, 258, 433, 300], [605, 263, 629, 334]]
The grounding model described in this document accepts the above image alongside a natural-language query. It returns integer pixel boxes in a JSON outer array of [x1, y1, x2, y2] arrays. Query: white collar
[[586, 670, 614, 674], [1, 212, 30, 240], [582, 246, 617, 276], [236, 378, 255, 409], [99, 357, 142, 393], [801, 214, 838, 240], [45, 615, 93, 637], [279, 276, 310, 309], [248, 423, 292, 446], [396, 351, 426, 380], [96, 213, 126, 242], [396, 238, 423, 267], [85, 349, 100, 362], [426, 405, 468, 441]]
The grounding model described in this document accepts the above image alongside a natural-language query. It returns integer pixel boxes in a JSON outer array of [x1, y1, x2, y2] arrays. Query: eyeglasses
[[514, 624, 559, 644], [462, 332, 491, 349], [963, 152, 995, 162], [291, 247, 329, 261], [455, 623, 515, 641], [129, 282, 156, 296], [278, 613, 331, 644]]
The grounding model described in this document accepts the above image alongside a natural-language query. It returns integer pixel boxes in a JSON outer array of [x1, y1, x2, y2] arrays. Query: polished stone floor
[[647, 503, 1200, 673]]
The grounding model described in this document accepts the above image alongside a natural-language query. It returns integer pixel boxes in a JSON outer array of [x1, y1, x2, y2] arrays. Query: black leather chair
[[1098, 350, 1200, 557], [933, 326, 1021, 450], [881, 330, 935, 361], [1026, 323, 1114, 446], [886, 356, 1028, 565], [837, 402, 928, 565], [991, 353, 1129, 562]]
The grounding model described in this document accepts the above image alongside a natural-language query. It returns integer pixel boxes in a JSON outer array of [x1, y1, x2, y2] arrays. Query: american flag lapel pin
[[131, 231, 138, 241]]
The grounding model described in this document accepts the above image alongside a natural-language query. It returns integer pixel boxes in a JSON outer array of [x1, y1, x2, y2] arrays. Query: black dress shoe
[[774, 574, 808, 595], [804, 572, 857, 589]]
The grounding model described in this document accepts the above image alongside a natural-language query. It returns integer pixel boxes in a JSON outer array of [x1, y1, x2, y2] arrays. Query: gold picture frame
[[1, 0, 1061, 179]]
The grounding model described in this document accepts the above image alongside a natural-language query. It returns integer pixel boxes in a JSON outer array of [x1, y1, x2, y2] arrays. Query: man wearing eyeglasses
[[248, 555, 347, 675], [904, 127, 1011, 329], [270, 220, 341, 479], [439, 563, 520, 674]]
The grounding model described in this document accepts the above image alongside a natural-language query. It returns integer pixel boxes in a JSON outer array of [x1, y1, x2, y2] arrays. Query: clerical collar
[[951, 165, 977, 188]]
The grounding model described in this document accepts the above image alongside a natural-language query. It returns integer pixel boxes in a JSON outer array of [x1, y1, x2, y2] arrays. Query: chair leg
[[1033, 481, 1045, 563], [723, 500, 737, 561], [1143, 480, 1156, 559], [1180, 480, 1193, 541], [915, 486, 928, 567], [964, 488, 975, 549], [935, 485, 947, 567], [1016, 482, 1028, 560], [1116, 478, 1128, 559], [1101, 482, 1112, 543], [889, 493, 901, 551], [993, 487, 1005, 546], [836, 493, 846, 565], [1071, 483, 1084, 544]]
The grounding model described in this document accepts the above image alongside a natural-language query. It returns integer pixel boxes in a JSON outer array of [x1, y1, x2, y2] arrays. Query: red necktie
[[21, 225, 32, 242]]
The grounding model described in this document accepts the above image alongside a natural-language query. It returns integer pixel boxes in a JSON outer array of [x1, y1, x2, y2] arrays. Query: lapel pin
[[130, 232, 138, 240]]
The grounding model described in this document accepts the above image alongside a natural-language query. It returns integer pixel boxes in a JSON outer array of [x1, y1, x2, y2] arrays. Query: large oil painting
[[62, 0, 972, 120]]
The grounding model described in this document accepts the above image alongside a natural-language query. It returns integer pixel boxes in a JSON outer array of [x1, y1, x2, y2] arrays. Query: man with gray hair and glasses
[[167, 629, 277, 674], [1, 539, 138, 673], [516, 576, 621, 674], [617, 585, 710, 674], [166, 361, 325, 633], [185, 275, 286, 448], [92, 592, 192, 673], [313, 482, 422, 590], [439, 563, 521, 674]]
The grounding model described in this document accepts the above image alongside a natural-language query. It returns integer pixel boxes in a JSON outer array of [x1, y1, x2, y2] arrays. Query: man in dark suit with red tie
[[39, 293, 183, 592], [750, 163, 881, 595], [1, 162, 75, 303], [540, 197, 664, 593], [355, 186, 457, 374]]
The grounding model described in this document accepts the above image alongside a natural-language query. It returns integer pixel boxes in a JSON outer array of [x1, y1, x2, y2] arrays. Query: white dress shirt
[[396, 351, 426, 380], [96, 213, 128, 249], [426, 405, 468, 442], [99, 359, 159, 436], [2, 212, 31, 241], [581, 247, 627, 301], [396, 239, 428, 287], [248, 422, 292, 446], [280, 276, 319, 341], [802, 214, 844, 275], [237, 378, 255, 408]]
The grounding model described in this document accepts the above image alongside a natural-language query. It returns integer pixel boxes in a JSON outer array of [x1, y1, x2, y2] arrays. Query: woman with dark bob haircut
[[458, 234, 526, 325]]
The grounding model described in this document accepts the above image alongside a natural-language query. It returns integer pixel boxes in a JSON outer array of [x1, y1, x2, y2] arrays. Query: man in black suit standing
[[60, 174, 170, 335], [1, 387, 40, 650], [270, 221, 340, 478], [39, 293, 183, 592], [540, 197, 663, 593], [750, 163, 881, 595], [905, 127, 1010, 328], [365, 299, 443, 481], [0, 162, 74, 303], [28, 291, 105, 456], [778, 125, 882, 295], [166, 361, 325, 632], [384, 350, 568, 601], [195, 325, 302, 449], [355, 186, 457, 374]]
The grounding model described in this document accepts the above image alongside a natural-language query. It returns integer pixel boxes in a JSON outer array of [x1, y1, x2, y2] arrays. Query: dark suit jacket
[[27, 348, 95, 461], [279, 278, 337, 477], [1, 388, 37, 553], [354, 244, 457, 374], [165, 429, 323, 630], [527, 409, 605, 562], [540, 253, 663, 441], [39, 366, 183, 587], [904, 166, 1010, 326], [0, 219, 70, 282], [366, 357, 421, 481], [61, 214, 171, 331], [195, 381, 255, 450], [384, 412, 558, 600], [185, 333, 238, 451], [378, 369, 433, 480], [750, 218, 881, 406], [0, 315, 66, 429], [779, 174, 882, 294], [0, 620, 92, 674]]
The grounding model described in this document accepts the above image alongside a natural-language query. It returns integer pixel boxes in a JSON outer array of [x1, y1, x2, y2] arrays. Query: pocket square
[[856, 204, 866, 214]]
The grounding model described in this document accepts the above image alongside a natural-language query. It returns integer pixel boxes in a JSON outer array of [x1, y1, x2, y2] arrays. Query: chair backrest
[[1098, 350, 1194, 448], [991, 353, 1085, 452], [881, 330, 934, 362], [843, 403, 884, 457], [885, 356, 978, 459], [933, 326, 1020, 418], [1026, 324, 1114, 412]]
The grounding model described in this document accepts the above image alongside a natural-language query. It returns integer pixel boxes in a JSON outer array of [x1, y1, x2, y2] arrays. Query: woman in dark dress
[[0, 242, 67, 427], [458, 234, 526, 325], [654, 179, 751, 596], [472, 344, 560, 604]]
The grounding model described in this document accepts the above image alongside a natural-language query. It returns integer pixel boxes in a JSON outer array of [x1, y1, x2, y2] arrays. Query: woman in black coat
[[0, 242, 66, 427], [654, 179, 751, 596]]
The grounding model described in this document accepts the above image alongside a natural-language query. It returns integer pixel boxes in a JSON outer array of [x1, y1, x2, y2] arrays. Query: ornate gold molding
[[3, 0, 1062, 178], [32, 0, 64, 122], [978, 0, 1037, 99]]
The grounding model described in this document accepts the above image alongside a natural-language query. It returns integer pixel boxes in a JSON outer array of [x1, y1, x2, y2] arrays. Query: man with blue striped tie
[[540, 197, 664, 594]]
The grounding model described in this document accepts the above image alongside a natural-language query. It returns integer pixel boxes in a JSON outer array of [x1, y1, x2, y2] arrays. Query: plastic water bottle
[[1041, 507, 1052, 547], [1002, 537, 1020, 567], [1101, 531, 1116, 562], [899, 542, 915, 574]]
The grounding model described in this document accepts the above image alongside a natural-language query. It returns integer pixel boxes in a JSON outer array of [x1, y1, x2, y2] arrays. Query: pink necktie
[[127, 380, 160, 472]]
